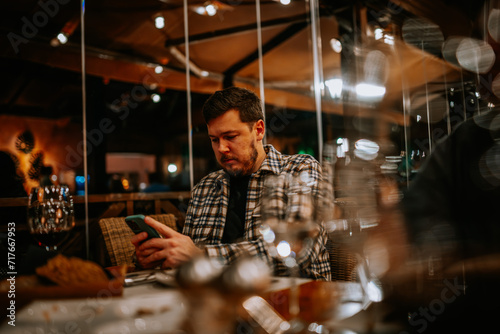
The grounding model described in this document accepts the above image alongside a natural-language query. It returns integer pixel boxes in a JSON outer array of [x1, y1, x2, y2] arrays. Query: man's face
[[207, 109, 264, 177]]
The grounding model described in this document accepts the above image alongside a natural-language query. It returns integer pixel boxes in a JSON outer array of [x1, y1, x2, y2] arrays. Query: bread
[[36, 254, 109, 286]]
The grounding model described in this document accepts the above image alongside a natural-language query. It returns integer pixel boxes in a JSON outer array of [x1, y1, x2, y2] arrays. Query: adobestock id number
[[7, 222, 16, 272]]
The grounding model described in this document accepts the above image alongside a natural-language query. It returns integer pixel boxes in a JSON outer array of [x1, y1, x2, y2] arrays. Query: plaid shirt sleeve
[[183, 145, 332, 281]]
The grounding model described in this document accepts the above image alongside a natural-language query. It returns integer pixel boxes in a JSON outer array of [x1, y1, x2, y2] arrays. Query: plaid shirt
[[183, 145, 331, 280]]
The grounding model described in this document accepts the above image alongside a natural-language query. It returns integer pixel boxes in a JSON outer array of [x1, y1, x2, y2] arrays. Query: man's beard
[[222, 143, 258, 177]]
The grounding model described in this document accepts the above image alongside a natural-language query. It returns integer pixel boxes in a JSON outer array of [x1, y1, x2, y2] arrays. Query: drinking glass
[[259, 172, 321, 332], [321, 167, 384, 304], [27, 185, 75, 251]]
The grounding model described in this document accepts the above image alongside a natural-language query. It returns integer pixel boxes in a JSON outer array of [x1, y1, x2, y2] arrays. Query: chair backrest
[[98, 214, 177, 267], [326, 239, 358, 281]]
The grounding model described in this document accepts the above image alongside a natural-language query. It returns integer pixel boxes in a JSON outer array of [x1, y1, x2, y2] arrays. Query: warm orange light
[[121, 178, 130, 190]]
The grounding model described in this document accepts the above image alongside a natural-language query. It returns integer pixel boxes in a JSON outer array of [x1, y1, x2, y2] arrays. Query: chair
[[326, 239, 358, 281], [98, 214, 177, 267]]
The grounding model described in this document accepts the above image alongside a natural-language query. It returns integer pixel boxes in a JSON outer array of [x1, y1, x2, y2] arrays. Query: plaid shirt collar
[[258, 144, 285, 176]]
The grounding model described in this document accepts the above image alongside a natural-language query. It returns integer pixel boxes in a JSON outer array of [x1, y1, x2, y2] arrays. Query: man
[[132, 87, 331, 280]]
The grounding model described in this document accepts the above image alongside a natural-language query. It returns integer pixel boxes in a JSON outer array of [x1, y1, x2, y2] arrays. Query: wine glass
[[259, 172, 321, 332], [27, 185, 75, 251], [320, 156, 384, 306]]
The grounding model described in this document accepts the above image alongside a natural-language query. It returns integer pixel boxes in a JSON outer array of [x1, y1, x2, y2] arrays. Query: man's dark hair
[[202, 86, 263, 124]]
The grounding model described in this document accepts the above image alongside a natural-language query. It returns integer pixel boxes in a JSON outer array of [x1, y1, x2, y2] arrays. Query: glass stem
[[289, 265, 300, 319]]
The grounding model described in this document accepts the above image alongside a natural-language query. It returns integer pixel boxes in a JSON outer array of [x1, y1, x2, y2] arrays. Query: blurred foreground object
[[176, 254, 272, 334], [401, 107, 500, 262], [390, 107, 500, 332]]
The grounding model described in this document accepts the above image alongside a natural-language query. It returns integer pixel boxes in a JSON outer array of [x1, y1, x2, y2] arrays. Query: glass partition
[[0, 0, 495, 263], [0, 1, 88, 258]]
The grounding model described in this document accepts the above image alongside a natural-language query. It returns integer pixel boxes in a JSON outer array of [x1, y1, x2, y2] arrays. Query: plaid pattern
[[99, 214, 177, 266], [183, 145, 331, 280]]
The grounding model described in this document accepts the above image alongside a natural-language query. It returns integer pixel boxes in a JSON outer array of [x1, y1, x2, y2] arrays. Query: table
[[0, 274, 396, 334], [2, 279, 186, 334]]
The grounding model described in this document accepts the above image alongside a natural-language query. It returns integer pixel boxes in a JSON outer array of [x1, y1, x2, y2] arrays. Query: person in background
[[132, 86, 331, 280], [373, 105, 500, 332], [401, 106, 500, 266]]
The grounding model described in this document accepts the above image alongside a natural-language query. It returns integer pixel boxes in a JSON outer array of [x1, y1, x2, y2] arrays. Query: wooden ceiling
[[0, 0, 494, 124]]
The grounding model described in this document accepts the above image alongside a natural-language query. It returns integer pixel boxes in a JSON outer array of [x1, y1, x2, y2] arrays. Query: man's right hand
[[131, 216, 203, 269]]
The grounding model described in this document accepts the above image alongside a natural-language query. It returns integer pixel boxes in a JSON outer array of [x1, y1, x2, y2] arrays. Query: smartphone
[[125, 214, 162, 240]]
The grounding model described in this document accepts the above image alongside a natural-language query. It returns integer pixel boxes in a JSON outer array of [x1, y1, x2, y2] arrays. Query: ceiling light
[[50, 16, 79, 47], [57, 32, 68, 44], [383, 35, 394, 45], [151, 94, 161, 103], [192, 1, 233, 16], [325, 78, 343, 99], [155, 65, 164, 74], [154, 16, 165, 29], [374, 27, 394, 45], [280, 0, 291, 5], [168, 163, 178, 173], [330, 38, 342, 53], [206, 3, 217, 16], [355, 83, 386, 98], [193, 6, 206, 15], [336, 138, 349, 158]]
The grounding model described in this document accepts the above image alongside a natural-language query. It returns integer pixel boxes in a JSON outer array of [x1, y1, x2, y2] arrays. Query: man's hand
[[131, 216, 203, 269]]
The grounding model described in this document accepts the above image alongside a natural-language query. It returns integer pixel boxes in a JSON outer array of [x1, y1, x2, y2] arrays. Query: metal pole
[[309, 0, 324, 161], [256, 0, 266, 141], [80, 0, 89, 259], [183, 0, 194, 190]]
